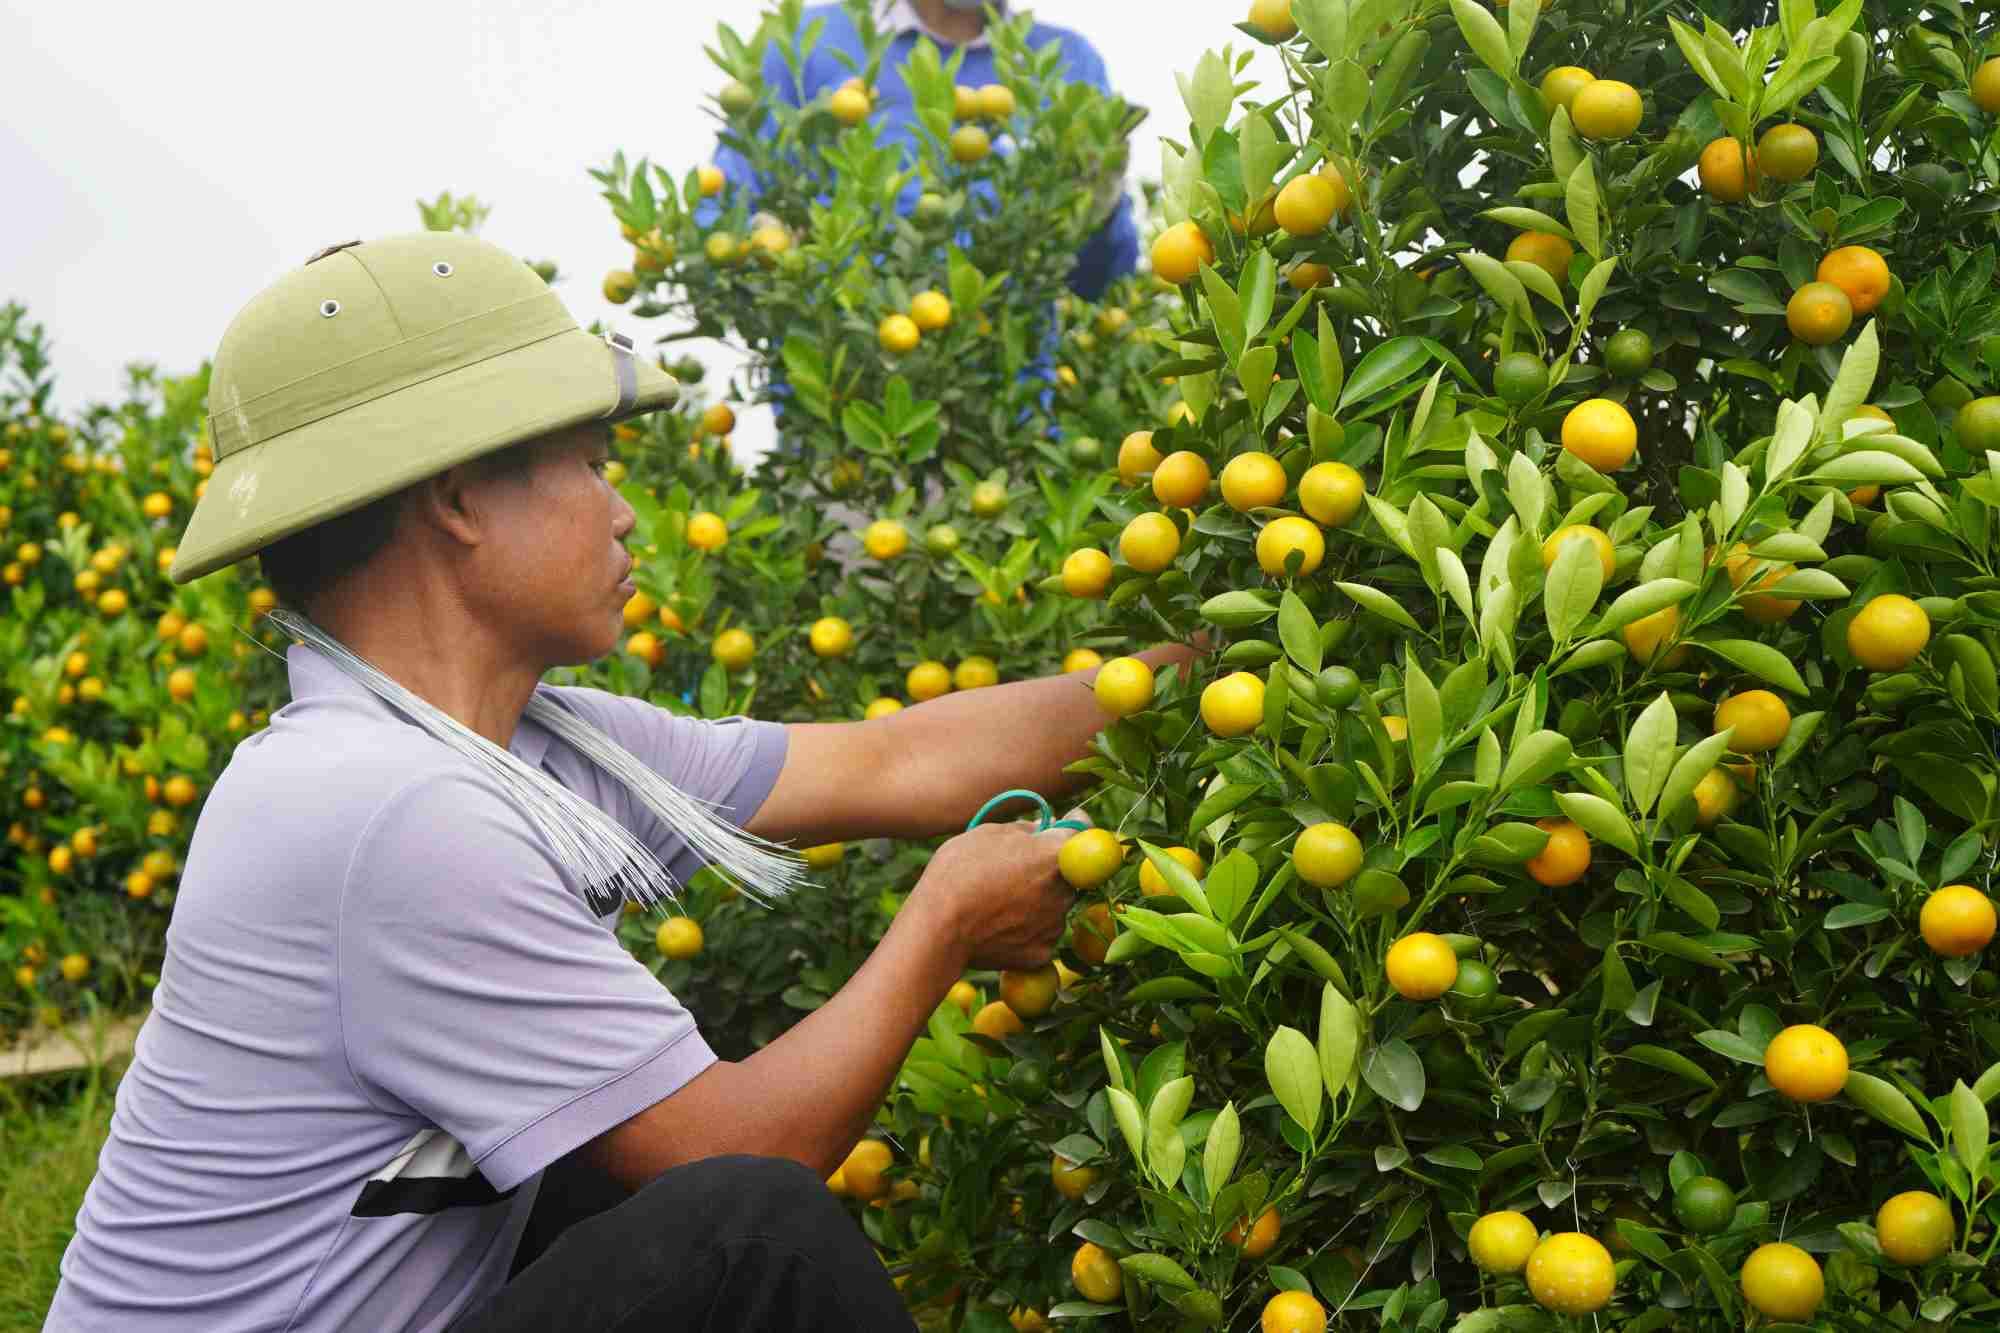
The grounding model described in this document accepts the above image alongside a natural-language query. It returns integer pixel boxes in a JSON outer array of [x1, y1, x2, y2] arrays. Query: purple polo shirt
[[46, 645, 788, 1332]]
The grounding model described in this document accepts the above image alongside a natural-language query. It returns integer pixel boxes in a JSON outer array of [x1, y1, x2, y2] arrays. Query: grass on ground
[[0, 1068, 116, 1332]]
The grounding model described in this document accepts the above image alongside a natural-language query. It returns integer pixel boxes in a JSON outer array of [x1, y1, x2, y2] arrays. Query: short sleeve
[[534, 686, 789, 882], [338, 770, 717, 1193]]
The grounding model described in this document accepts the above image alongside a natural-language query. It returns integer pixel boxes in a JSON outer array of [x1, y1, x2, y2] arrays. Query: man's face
[[462, 423, 637, 669]]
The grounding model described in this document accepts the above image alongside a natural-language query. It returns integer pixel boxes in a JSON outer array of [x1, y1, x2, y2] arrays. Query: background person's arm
[[1067, 191, 1141, 301], [1054, 32, 1140, 300], [578, 818, 1071, 1187], [744, 642, 1197, 848]]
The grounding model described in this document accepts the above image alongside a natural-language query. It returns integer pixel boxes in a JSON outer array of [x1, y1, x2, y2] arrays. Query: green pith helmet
[[170, 233, 677, 584]]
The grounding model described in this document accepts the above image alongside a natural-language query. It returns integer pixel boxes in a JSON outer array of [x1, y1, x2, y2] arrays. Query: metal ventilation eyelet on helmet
[[318, 300, 341, 318], [433, 261, 454, 277]]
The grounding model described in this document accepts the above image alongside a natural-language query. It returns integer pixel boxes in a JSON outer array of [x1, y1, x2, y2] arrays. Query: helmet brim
[[170, 328, 675, 585]]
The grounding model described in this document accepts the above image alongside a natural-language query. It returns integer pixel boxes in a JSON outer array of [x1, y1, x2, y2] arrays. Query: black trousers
[[448, 1152, 918, 1332]]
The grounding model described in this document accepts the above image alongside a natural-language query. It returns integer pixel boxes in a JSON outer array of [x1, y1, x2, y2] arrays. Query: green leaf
[[1241, 345, 1279, 419], [1507, 447, 1549, 538], [1203, 1100, 1241, 1199], [1599, 942, 1636, 1016], [1100, 1027, 1128, 1093], [1262, 658, 1290, 745], [1701, 18, 1752, 102], [1500, 730, 1573, 796], [1844, 1071, 1935, 1145], [1459, 252, 1531, 322], [1481, 580, 1520, 668], [1554, 639, 1630, 676], [1175, 48, 1237, 145], [1659, 730, 1735, 824], [1555, 791, 1638, 855], [1505, 0, 1541, 61], [1139, 840, 1213, 918], [1106, 1085, 1147, 1170], [1565, 158, 1603, 259], [1146, 1075, 1194, 1185], [1201, 590, 1279, 628], [1406, 657, 1443, 773], [1120, 1253, 1198, 1291], [1238, 110, 1282, 220], [1240, 252, 1278, 345], [1362, 1038, 1426, 1111], [1544, 529, 1605, 640], [1951, 1079, 1990, 1179], [1206, 848, 1259, 927], [1438, 548, 1476, 624], [1265, 1026, 1323, 1136], [1641, 931, 1732, 969], [1337, 336, 1430, 412], [1621, 1044, 1718, 1089], [1449, 0, 1515, 77], [1317, 305, 1345, 404], [1279, 591, 1322, 674], [1335, 581, 1424, 631], [1623, 693, 1679, 817], [1819, 321, 1881, 445], [1591, 578, 1696, 637], [1809, 451, 1927, 485], [1351, 868, 1411, 915], [1201, 265, 1246, 368], [1669, 16, 1732, 98], [1481, 207, 1574, 239], [1318, 983, 1361, 1097], [1763, 569, 1848, 600], [1577, 257, 1618, 324], [1823, 902, 1890, 930], [1188, 785, 1259, 843], [1698, 639, 1810, 695], [1278, 927, 1351, 992], [1695, 1029, 1766, 1064]]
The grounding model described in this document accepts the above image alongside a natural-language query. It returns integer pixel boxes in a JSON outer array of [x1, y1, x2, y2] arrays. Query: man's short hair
[[257, 440, 547, 614]]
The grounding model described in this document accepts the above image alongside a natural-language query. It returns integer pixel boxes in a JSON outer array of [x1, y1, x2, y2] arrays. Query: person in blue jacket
[[710, 0, 1139, 300]]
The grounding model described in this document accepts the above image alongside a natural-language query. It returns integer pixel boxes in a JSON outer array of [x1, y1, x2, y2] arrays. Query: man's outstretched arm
[[744, 642, 1198, 848]]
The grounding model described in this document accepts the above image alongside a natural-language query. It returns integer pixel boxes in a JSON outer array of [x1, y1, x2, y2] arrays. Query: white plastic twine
[[265, 611, 806, 913]]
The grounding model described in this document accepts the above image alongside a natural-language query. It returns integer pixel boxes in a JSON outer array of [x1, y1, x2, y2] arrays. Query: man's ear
[[409, 464, 487, 550]]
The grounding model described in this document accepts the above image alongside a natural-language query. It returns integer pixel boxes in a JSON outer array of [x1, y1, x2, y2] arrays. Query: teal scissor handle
[[966, 788, 1088, 833]]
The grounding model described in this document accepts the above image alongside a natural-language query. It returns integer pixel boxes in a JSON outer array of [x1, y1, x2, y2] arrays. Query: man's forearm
[[584, 891, 966, 1187], [879, 642, 1198, 834]]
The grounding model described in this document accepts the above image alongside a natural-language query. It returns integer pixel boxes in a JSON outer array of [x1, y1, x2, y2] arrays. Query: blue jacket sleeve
[[1052, 31, 1140, 300], [1069, 193, 1140, 301]]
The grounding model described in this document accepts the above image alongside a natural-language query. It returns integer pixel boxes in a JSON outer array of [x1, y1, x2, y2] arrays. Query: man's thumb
[[1038, 808, 1093, 839]]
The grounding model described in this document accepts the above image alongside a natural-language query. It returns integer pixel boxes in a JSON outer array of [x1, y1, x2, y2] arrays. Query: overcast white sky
[[3, 1, 1278, 457]]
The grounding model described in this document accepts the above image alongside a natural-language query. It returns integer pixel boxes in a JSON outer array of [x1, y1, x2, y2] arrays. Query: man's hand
[[911, 818, 1076, 972], [583, 813, 1083, 1187]]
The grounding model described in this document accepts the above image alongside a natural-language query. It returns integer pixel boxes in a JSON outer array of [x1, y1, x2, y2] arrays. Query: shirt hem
[[475, 1027, 718, 1194]]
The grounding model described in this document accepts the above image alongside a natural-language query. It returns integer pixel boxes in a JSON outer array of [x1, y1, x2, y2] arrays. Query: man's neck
[[910, 0, 985, 45], [311, 574, 546, 751]]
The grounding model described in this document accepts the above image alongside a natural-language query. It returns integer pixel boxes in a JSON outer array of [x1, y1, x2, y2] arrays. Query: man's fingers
[[1030, 808, 1090, 837]]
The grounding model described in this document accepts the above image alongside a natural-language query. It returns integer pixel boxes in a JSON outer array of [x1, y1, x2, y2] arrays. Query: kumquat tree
[[11, 0, 2000, 1329], [581, 0, 1166, 1054], [795, 0, 2000, 1328]]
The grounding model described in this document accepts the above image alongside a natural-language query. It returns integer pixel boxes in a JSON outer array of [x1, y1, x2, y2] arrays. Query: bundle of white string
[[266, 610, 807, 911]]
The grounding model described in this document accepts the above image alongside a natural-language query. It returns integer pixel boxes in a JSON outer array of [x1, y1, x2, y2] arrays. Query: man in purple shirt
[[44, 233, 1190, 1332]]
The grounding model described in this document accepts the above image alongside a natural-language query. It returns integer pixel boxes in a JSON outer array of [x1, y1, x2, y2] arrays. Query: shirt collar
[[285, 642, 555, 768], [879, 0, 1003, 47]]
